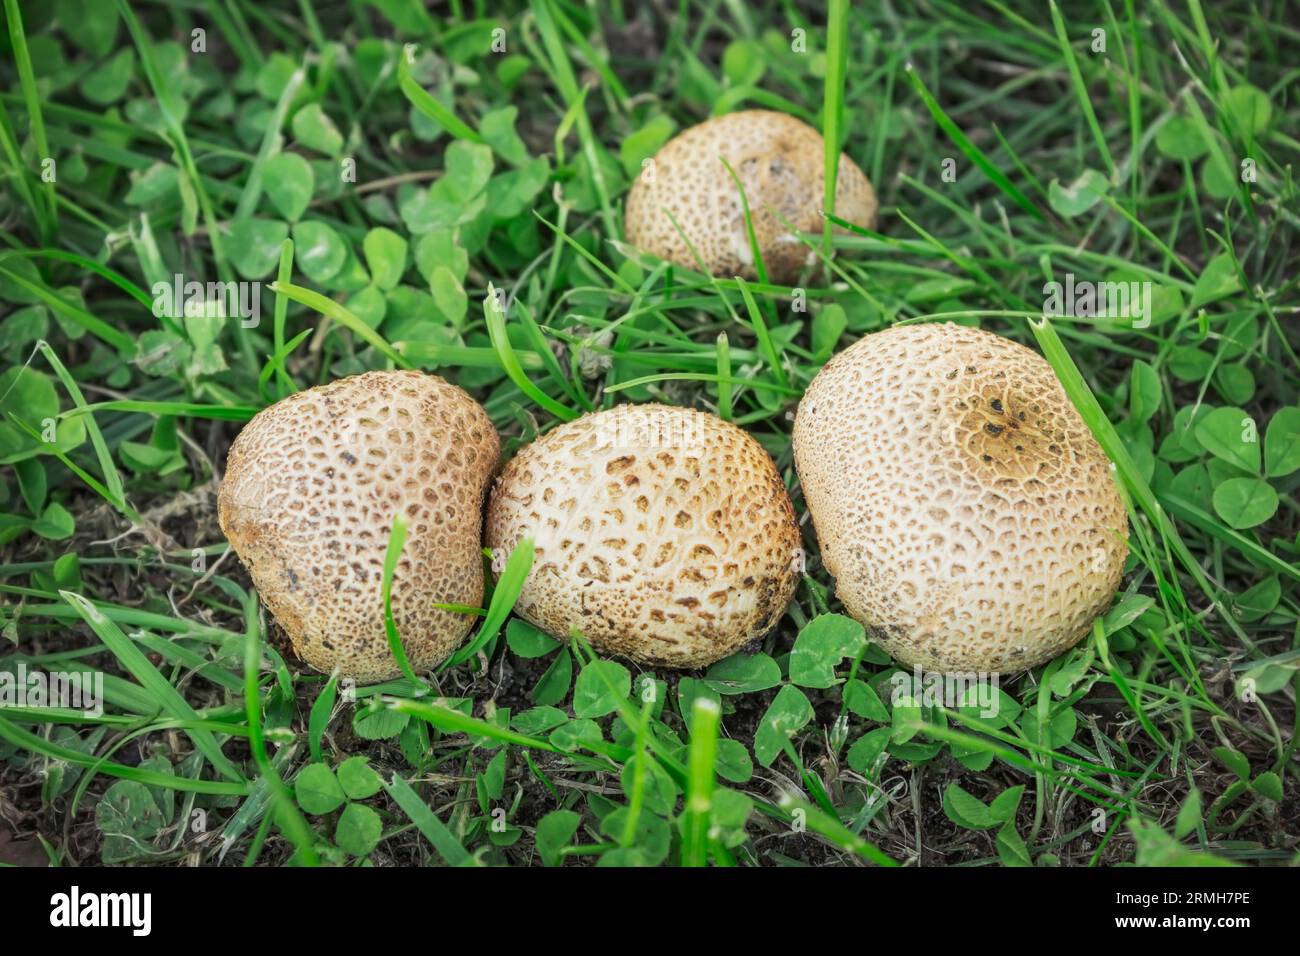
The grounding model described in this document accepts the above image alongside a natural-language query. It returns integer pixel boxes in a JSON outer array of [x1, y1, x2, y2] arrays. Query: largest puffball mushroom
[[218, 370, 499, 681], [793, 323, 1128, 674], [486, 403, 801, 668], [624, 110, 877, 283]]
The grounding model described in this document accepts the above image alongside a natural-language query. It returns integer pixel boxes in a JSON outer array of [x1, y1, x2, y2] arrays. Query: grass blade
[[1048, 0, 1116, 179], [384, 772, 473, 865], [483, 286, 579, 421], [381, 514, 424, 686], [2, 0, 55, 239], [822, 0, 850, 260], [397, 45, 484, 144], [37, 341, 126, 507], [903, 64, 1044, 220], [60, 590, 245, 783], [682, 696, 720, 866], [0, 717, 247, 795], [269, 280, 410, 368], [444, 535, 534, 668]]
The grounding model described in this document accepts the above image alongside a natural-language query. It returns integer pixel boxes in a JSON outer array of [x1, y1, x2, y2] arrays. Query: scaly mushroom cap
[[793, 323, 1128, 674], [486, 403, 801, 668], [218, 370, 499, 681], [624, 110, 877, 283]]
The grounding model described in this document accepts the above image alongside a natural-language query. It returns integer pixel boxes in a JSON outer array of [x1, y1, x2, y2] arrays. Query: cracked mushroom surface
[[793, 322, 1128, 674], [218, 370, 499, 681], [486, 403, 801, 668], [624, 109, 877, 283]]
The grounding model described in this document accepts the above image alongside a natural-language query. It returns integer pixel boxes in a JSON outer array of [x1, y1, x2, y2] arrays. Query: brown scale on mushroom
[[218, 370, 499, 681], [624, 110, 877, 283], [486, 403, 801, 668], [792, 323, 1128, 674]]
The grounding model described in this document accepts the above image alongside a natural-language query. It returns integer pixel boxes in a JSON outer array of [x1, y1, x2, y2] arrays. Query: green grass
[[0, 0, 1297, 868]]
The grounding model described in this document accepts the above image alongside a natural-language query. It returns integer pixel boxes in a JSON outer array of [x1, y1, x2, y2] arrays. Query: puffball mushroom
[[218, 370, 499, 682], [486, 403, 801, 668], [624, 109, 877, 283], [793, 323, 1128, 674]]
